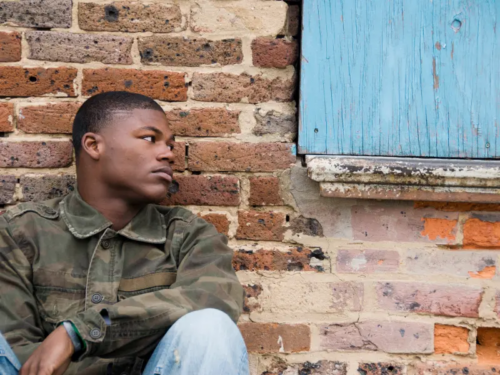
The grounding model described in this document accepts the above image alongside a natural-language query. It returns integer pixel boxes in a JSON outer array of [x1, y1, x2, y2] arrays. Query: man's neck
[[77, 186, 143, 231]]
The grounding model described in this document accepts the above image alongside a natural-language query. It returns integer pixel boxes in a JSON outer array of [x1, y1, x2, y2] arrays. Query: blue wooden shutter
[[299, 0, 500, 158]]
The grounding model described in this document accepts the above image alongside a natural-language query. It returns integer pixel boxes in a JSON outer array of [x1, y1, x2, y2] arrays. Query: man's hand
[[20, 325, 74, 375]]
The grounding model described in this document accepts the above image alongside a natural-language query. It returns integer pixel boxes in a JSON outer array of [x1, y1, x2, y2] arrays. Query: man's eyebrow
[[140, 126, 163, 135]]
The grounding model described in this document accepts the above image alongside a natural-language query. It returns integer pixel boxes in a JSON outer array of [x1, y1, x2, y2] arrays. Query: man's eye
[[167, 144, 174, 151], [143, 136, 155, 142]]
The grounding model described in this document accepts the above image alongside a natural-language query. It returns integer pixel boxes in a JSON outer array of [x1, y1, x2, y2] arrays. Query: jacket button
[[101, 240, 111, 249], [89, 328, 101, 339], [91, 293, 103, 304]]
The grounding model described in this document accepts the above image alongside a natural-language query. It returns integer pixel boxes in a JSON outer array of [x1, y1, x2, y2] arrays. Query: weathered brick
[[257, 281, 363, 315], [82, 69, 187, 102], [18, 103, 80, 134], [190, 2, 287, 35], [242, 283, 262, 313], [20, 174, 75, 202], [0, 67, 77, 97], [26, 31, 133, 65], [0, 175, 16, 204], [337, 249, 400, 273], [376, 282, 482, 318], [162, 175, 239, 206], [192, 73, 295, 104], [0, 102, 14, 132], [278, 361, 347, 375], [79, 2, 183, 33], [139, 37, 242, 67], [0, 32, 21, 62], [249, 177, 283, 206], [253, 109, 297, 138], [233, 247, 326, 272], [0, 141, 73, 168], [166, 108, 240, 137], [239, 322, 310, 353], [351, 203, 459, 244], [289, 215, 324, 237], [171, 141, 185, 172], [0, 0, 72, 28], [282, 5, 300, 37], [464, 218, 500, 249], [414, 364, 500, 375], [188, 142, 295, 172], [406, 249, 497, 278], [320, 321, 433, 353], [434, 324, 469, 354], [199, 213, 230, 236], [357, 363, 406, 375], [477, 327, 500, 365], [236, 211, 285, 241], [252, 37, 298, 68]]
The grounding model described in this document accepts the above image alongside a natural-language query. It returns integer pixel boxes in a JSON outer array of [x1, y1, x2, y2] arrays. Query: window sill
[[306, 156, 500, 203]]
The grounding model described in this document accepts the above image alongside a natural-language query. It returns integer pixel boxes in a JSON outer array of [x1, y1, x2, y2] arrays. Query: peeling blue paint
[[299, 0, 500, 158]]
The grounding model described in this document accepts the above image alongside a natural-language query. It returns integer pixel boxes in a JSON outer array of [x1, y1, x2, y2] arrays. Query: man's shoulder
[[2, 197, 63, 224], [152, 204, 197, 225]]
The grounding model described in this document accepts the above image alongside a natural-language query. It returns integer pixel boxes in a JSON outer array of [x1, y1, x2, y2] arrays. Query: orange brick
[[434, 324, 469, 354], [420, 218, 457, 242], [18, 103, 80, 134], [0, 103, 14, 132], [477, 327, 500, 365], [199, 213, 230, 236], [239, 323, 310, 353], [464, 219, 500, 249], [0, 32, 21, 62]]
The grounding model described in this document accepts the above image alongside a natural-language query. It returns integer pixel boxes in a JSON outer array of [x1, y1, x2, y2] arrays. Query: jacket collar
[[59, 190, 166, 244]]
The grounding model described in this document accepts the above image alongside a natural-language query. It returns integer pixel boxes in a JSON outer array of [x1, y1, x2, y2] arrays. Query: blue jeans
[[0, 308, 249, 375]]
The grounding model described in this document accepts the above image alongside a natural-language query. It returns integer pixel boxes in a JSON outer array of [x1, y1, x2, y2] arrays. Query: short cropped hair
[[72, 91, 164, 158]]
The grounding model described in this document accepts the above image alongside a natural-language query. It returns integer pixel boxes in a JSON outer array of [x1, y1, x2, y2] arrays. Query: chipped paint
[[468, 266, 496, 279]]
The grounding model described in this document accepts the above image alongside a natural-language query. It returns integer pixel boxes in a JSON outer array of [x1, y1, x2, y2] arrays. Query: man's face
[[98, 108, 175, 204]]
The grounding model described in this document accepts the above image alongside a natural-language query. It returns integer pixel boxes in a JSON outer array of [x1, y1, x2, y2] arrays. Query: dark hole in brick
[[143, 48, 153, 59], [28, 76, 37, 83], [388, 366, 395, 372], [286, 215, 290, 222], [0, 133, 6, 138], [168, 180, 179, 194], [185, 144, 189, 157], [104, 5, 119, 22], [192, 171, 201, 175]]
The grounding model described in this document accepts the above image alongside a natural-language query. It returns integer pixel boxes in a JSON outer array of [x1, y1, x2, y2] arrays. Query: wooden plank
[[299, 0, 500, 158]]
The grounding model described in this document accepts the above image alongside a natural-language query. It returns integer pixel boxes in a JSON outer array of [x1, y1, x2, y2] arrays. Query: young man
[[0, 92, 248, 375]]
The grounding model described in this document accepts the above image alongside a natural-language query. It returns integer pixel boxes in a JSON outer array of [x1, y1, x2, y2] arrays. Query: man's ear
[[81, 133, 103, 161]]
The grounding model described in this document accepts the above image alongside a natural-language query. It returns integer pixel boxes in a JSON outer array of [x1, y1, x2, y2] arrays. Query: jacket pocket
[[34, 285, 85, 324], [117, 271, 177, 299]]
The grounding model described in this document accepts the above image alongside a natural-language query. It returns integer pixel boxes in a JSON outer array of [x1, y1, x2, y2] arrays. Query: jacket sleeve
[[68, 216, 244, 359], [0, 216, 44, 365]]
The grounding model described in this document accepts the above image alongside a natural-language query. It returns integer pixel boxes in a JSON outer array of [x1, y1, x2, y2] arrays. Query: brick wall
[[1, 1, 500, 374]]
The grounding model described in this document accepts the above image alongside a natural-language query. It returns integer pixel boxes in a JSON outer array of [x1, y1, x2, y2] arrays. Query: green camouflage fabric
[[0, 190, 243, 375]]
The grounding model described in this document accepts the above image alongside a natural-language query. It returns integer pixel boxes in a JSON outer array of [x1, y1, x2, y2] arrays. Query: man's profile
[[0, 91, 248, 375]]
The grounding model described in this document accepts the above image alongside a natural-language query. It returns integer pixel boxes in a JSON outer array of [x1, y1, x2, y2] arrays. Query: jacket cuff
[[64, 309, 107, 361]]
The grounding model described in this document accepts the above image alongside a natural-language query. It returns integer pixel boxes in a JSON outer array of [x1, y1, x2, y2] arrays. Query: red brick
[[171, 141, 185, 172], [239, 322, 310, 353], [199, 213, 230, 236], [377, 282, 483, 317], [242, 283, 262, 313], [78, 2, 183, 33], [477, 327, 500, 365], [357, 363, 406, 375], [434, 324, 469, 354], [0, 32, 21, 62], [162, 175, 239, 206], [236, 211, 285, 241], [320, 321, 433, 353], [26, 31, 133, 65], [337, 249, 399, 273], [0, 103, 14, 132], [0, 175, 16, 204], [0, 67, 77, 97], [0, 141, 73, 168], [261, 359, 347, 375], [232, 247, 325, 272], [249, 176, 283, 206], [252, 37, 298, 68], [188, 142, 295, 172], [166, 108, 240, 137], [18, 103, 80, 134], [414, 364, 500, 375], [464, 218, 500, 249], [20, 174, 75, 202], [192, 73, 295, 103], [139, 37, 242, 67], [82, 69, 187, 102]]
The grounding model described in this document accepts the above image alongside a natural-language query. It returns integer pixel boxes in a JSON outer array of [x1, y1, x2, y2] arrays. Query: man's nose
[[157, 144, 175, 162]]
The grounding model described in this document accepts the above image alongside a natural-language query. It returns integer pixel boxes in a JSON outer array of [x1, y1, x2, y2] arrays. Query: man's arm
[[67, 216, 244, 360]]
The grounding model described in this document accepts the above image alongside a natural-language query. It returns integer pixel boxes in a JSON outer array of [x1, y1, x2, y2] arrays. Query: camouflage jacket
[[0, 190, 243, 375]]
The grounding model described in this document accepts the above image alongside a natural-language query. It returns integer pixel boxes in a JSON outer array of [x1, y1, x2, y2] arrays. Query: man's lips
[[152, 167, 173, 182]]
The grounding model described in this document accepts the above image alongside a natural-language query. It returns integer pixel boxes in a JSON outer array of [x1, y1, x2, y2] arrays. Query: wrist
[[61, 321, 83, 360]]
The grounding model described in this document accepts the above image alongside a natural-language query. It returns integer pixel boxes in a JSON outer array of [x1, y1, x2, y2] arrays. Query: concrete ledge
[[306, 156, 500, 202]]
